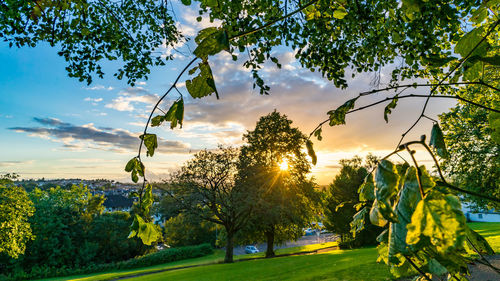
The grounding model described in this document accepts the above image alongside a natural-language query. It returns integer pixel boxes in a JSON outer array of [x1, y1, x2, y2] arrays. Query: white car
[[245, 245, 259, 254]]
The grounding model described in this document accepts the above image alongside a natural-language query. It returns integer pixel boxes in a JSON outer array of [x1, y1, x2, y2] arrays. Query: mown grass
[[468, 222, 500, 252], [43, 222, 500, 281], [131, 247, 391, 281]]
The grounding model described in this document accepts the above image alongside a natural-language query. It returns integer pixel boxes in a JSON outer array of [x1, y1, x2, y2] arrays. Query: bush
[[6, 244, 213, 280]]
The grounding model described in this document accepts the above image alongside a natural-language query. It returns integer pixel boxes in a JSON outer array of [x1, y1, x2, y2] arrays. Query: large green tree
[[0, 174, 34, 259], [162, 146, 253, 263], [324, 156, 382, 246], [239, 111, 318, 257]]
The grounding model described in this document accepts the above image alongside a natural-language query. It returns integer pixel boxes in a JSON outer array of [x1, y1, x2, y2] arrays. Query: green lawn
[[44, 222, 500, 281], [468, 222, 500, 252], [131, 247, 391, 281]]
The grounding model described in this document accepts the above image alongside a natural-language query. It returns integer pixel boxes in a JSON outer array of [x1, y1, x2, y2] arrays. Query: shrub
[[7, 244, 213, 280]]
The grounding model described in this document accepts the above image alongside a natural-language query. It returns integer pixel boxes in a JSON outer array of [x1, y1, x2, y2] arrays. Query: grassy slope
[[45, 222, 500, 281], [45, 242, 338, 281], [468, 222, 500, 252], [132, 247, 391, 281]]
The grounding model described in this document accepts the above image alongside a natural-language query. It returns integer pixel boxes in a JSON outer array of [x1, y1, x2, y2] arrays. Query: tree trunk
[[224, 229, 234, 263], [265, 228, 275, 258]]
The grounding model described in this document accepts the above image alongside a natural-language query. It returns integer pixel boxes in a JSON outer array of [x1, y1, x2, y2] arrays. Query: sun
[[279, 159, 289, 171]]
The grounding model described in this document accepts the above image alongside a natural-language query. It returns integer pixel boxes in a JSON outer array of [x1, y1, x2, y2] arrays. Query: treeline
[[0, 182, 151, 279], [0, 112, 384, 278]]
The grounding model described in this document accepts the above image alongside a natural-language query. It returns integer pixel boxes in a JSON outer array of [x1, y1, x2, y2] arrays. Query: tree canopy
[[239, 111, 318, 257]]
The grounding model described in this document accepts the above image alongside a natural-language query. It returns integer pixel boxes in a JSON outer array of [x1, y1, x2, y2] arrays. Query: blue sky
[[0, 4, 457, 184]]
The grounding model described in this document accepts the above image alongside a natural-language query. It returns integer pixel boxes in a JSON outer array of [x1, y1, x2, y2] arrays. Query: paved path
[[233, 233, 339, 256]]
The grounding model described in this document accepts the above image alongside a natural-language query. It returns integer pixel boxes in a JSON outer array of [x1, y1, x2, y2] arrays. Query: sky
[[0, 4, 457, 185]]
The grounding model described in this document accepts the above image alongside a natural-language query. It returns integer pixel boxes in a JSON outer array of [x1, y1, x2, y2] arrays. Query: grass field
[[43, 222, 500, 281]]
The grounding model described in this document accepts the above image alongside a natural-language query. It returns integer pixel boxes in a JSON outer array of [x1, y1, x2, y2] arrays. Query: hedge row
[[4, 244, 213, 281]]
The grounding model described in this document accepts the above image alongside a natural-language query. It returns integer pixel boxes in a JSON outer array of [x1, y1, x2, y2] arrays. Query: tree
[[162, 146, 252, 263], [324, 156, 382, 247], [0, 174, 34, 259], [439, 65, 500, 212], [239, 111, 318, 257], [163, 213, 216, 247]]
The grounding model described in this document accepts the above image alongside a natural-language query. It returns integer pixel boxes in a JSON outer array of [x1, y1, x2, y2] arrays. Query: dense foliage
[[323, 156, 382, 247], [0, 175, 34, 259], [0, 185, 150, 279], [238, 111, 319, 257]]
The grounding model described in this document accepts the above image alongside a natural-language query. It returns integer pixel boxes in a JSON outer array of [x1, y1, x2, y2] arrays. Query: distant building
[[462, 202, 500, 223], [103, 194, 135, 212]]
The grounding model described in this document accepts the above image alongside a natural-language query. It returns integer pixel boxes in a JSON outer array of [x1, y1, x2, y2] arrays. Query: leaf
[[478, 55, 500, 66], [375, 160, 400, 222], [313, 127, 323, 141], [351, 206, 368, 235], [306, 139, 317, 165], [401, 0, 421, 20], [124, 157, 144, 183], [151, 115, 164, 127], [165, 98, 185, 129], [388, 167, 423, 261], [471, 6, 488, 24], [455, 27, 488, 58], [193, 28, 229, 59], [428, 259, 448, 276], [358, 173, 375, 201], [370, 200, 388, 227], [186, 61, 219, 99], [140, 133, 158, 157], [465, 225, 494, 255], [327, 97, 358, 126], [181, 0, 191, 5], [384, 95, 398, 123], [128, 215, 161, 245], [333, 7, 348, 19], [429, 123, 449, 158], [489, 112, 500, 144], [406, 191, 467, 254]]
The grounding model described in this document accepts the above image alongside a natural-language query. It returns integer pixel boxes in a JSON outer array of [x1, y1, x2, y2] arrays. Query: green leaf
[[140, 133, 158, 157], [351, 206, 368, 235], [186, 61, 219, 99], [358, 173, 375, 201], [181, 0, 191, 5], [428, 259, 448, 276], [313, 128, 323, 141], [333, 7, 348, 19], [327, 97, 358, 126], [465, 225, 494, 255], [164, 98, 185, 129], [124, 157, 144, 183], [401, 0, 421, 20], [388, 167, 423, 261], [374, 160, 399, 222], [455, 27, 488, 58], [429, 123, 449, 158], [151, 115, 164, 127], [193, 28, 229, 59], [375, 160, 400, 201], [369, 200, 388, 227], [478, 55, 500, 66], [471, 6, 488, 24], [406, 191, 467, 253], [489, 112, 500, 144], [384, 96, 398, 123], [128, 215, 161, 245], [306, 139, 317, 165]]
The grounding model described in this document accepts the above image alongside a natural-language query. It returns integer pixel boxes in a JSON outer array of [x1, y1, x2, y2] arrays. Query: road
[[233, 233, 339, 256]]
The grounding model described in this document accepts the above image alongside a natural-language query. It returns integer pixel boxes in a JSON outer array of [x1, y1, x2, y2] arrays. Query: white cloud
[[85, 85, 114, 91], [105, 87, 159, 112]]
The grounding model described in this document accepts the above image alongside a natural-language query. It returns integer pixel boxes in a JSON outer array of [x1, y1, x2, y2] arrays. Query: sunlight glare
[[279, 159, 289, 171]]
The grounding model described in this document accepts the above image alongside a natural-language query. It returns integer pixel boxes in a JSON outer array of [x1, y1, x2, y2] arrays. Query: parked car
[[245, 245, 259, 254], [304, 228, 316, 236]]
